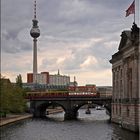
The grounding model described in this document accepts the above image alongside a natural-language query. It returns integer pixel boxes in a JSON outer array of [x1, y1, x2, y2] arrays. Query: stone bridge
[[29, 96, 112, 120]]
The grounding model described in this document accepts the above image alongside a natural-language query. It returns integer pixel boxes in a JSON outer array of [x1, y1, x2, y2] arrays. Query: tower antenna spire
[[34, 0, 37, 19]]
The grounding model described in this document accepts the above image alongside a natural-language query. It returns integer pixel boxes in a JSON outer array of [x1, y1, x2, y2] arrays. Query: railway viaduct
[[29, 96, 112, 120]]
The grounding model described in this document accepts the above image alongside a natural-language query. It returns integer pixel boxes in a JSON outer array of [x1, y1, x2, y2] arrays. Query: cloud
[[1, 0, 139, 85], [69, 68, 112, 86], [80, 56, 98, 69]]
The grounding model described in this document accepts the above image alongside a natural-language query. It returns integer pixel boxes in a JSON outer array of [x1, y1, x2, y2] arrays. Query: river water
[[0, 109, 139, 140]]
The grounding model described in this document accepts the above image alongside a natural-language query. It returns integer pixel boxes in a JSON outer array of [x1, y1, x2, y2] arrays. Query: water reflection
[[0, 109, 139, 140]]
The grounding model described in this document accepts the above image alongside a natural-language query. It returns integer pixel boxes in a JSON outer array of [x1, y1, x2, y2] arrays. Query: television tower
[[30, 0, 40, 83]]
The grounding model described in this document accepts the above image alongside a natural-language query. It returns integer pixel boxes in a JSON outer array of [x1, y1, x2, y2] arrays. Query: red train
[[26, 90, 99, 99], [26, 85, 99, 99]]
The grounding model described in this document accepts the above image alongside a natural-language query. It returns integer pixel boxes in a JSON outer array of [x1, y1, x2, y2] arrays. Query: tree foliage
[[0, 78, 12, 113], [16, 74, 23, 88], [0, 76, 26, 114]]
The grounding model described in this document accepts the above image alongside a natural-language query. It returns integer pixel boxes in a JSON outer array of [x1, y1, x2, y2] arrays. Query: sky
[[1, 0, 140, 86]]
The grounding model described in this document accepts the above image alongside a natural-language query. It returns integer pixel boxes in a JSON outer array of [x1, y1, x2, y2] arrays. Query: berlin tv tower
[[30, 1, 40, 84]]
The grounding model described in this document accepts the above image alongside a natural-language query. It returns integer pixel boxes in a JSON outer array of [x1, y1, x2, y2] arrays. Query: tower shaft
[[33, 38, 37, 83], [30, 0, 40, 84]]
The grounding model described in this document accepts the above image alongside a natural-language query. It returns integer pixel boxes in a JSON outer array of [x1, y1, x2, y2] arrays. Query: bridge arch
[[72, 101, 111, 117], [32, 101, 66, 118]]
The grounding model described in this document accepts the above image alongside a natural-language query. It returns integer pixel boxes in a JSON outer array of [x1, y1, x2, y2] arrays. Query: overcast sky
[[1, 0, 140, 86]]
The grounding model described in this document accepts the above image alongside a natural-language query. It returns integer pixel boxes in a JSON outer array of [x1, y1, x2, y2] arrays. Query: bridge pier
[[32, 108, 46, 118], [64, 110, 78, 120], [32, 109, 40, 118]]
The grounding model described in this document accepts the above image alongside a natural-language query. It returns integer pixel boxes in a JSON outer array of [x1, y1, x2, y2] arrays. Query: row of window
[[113, 68, 123, 81], [112, 105, 130, 117], [113, 67, 133, 99]]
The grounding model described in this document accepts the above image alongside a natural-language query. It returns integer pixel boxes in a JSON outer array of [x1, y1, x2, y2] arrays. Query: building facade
[[27, 70, 70, 86], [110, 23, 139, 132], [27, 72, 49, 84], [97, 86, 112, 98], [49, 74, 70, 86]]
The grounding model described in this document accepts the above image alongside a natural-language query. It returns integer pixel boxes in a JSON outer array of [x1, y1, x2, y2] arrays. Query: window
[[120, 80, 123, 93], [116, 105, 118, 115], [127, 106, 129, 117], [120, 69, 122, 77], [128, 68, 132, 98], [112, 105, 114, 114], [119, 105, 121, 115]]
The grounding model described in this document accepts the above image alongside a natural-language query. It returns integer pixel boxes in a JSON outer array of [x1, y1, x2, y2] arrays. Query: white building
[[36, 73, 48, 84], [49, 74, 70, 86]]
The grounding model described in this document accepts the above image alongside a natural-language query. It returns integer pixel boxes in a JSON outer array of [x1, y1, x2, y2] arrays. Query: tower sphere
[[30, 0, 40, 39], [30, 27, 40, 38]]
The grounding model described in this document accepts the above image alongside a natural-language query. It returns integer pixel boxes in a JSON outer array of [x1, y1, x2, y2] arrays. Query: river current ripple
[[0, 109, 139, 140]]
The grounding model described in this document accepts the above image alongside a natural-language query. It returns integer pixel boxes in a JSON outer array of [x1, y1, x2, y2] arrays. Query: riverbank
[[46, 108, 63, 115], [0, 109, 63, 127], [0, 114, 33, 126]]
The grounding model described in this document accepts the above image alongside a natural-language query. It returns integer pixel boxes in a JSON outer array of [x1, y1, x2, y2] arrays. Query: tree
[[0, 78, 13, 114], [9, 86, 26, 113], [0, 76, 27, 115], [16, 74, 23, 88]]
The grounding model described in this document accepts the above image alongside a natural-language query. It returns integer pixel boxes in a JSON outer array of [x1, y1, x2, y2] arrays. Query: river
[[0, 109, 139, 140]]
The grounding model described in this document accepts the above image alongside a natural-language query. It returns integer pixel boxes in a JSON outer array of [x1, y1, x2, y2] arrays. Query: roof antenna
[[58, 69, 60, 75], [34, 0, 37, 19]]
